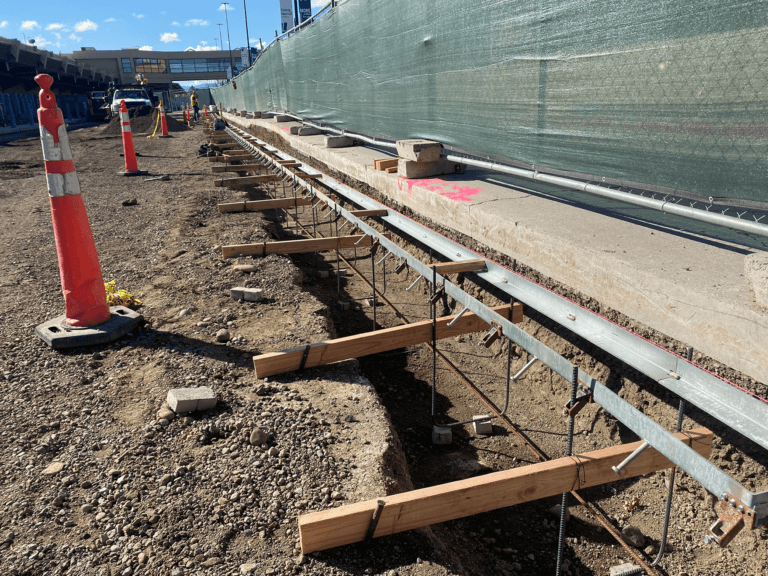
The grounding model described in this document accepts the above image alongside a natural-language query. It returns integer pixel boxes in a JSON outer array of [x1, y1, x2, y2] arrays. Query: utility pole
[[221, 3, 234, 75], [217, 24, 224, 53], [293, 0, 299, 27], [243, 0, 252, 67]]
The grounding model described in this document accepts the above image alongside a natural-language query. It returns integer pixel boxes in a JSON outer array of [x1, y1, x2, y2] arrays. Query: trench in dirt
[[226, 143, 767, 576]]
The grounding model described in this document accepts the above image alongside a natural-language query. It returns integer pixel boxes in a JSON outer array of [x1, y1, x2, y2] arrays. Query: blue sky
[[0, 1, 325, 54]]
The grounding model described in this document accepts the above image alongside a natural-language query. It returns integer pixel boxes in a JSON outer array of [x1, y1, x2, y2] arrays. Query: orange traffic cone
[[33, 74, 143, 347], [119, 100, 148, 176], [158, 101, 171, 138]]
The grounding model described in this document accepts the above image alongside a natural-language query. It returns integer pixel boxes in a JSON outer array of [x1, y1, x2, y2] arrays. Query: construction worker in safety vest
[[190, 90, 200, 122]]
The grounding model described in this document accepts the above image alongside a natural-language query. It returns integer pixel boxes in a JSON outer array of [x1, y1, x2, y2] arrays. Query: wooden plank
[[223, 233, 390, 259], [218, 197, 313, 213], [214, 143, 242, 150], [430, 258, 487, 275], [374, 158, 399, 171], [214, 174, 282, 188], [298, 172, 322, 180], [298, 427, 713, 553], [277, 160, 301, 167], [385, 166, 398, 173], [349, 209, 388, 217], [210, 164, 264, 173], [253, 303, 517, 377]]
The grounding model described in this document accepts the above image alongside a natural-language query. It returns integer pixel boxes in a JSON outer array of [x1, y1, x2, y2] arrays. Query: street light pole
[[243, 0, 252, 68], [217, 24, 224, 53], [221, 3, 234, 77]]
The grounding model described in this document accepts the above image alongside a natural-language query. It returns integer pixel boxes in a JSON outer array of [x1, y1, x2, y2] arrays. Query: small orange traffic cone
[[158, 101, 170, 138], [119, 100, 148, 176]]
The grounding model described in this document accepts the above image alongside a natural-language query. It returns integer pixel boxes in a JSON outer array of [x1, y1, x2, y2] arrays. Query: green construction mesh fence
[[212, 0, 768, 204]]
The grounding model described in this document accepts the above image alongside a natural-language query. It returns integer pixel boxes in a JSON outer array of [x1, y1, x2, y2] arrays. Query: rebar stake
[[555, 364, 578, 576]]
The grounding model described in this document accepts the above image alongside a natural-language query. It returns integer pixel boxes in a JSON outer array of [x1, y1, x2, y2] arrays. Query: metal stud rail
[[224, 125, 768, 542]]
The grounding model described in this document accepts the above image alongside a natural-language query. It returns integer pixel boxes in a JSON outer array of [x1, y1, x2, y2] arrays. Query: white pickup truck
[[108, 88, 154, 117]]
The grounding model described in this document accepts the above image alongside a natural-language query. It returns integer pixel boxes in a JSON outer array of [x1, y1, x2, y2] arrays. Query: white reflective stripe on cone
[[120, 112, 130, 123], [46, 172, 82, 198], [121, 124, 131, 132]]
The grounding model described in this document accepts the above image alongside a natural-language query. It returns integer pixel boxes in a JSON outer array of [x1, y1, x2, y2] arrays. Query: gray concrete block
[[337, 300, 350, 311], [230, 287, 246, 300], [297, 127, 322, 136], [167, 387, 217, 413], [324, 135, 355, 148], [396, 139, 442, 162], [289, 126, 301, 135], [472, 415, 493, 435], [243, 288, 263, 302], [251, 111, 262, 119], [274, 115, 291, 122], [261, 112, 274, 119], [239, 111, 247, 117], [398, 158, 461, 179], [745, 251, 768, 309], [318, 270, 330, 278], [432, 426, 452, 444]]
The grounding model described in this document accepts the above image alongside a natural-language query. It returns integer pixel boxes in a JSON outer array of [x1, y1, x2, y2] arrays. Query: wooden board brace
[[222, 232, 390, 259], [298, 427, 713, 553], [210, 164, 265, 173], [214, 174, 282, 188], [277, 160, 301, 167], [349, 209, 388, 217], [217, 197, 313, 213], [430, 258, 487, 275], [373, 158, 399, 171], [213, 142, 242, 150], [252, 303, 521, 377]]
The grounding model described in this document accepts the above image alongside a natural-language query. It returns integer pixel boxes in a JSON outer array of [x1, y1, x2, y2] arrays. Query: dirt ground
[[0, 117, 766, 576]]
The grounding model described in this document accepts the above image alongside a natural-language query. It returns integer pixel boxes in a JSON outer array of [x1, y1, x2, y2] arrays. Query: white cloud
[[171, 21, 181, 26], [0, 21, 8, 29], [105, 18, 116, 22], [250, 38, 265, 48], [218, 4, 234, 10], [34, 36, 52, 47], [69, 33, 81, 42], [21, 21, 40, 30], [133, 13, 145, 19], [139, 45, 153, 51], [186, 44, 218, 51], [311, 0, 325, 6], [74, 20, 98, 32], [160, 32, 179, 43], [46, 23, 65, 31], [186, 19, 208, 26]]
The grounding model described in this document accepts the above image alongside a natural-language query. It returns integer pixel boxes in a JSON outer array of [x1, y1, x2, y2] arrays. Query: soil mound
[[102, 108, 190, 136]]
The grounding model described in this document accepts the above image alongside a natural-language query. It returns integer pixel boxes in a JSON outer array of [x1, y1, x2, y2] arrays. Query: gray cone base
[[35, 306, 144, 349]]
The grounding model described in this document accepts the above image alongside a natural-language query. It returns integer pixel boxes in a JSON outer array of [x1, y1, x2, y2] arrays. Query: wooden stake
[[252, 303, 520, 377], [298, 427, 713, 553]]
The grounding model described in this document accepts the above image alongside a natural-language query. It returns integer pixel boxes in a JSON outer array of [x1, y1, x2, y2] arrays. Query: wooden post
[[252, 304, 522, 377], [298, 428, 713, 553]]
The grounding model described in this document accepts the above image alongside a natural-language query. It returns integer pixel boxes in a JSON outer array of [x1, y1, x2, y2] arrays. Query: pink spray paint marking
[[397, 177, 483, 202], [279, 126, 291, 133]]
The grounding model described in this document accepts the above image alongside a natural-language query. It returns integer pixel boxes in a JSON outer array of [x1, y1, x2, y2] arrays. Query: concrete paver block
[[745, 251, 768, 309], [261, 112, 274, 118], [274, 115, 291, 122], [230, 287, 246, 300], [324, 135, 355, 148], [396, 139, 442, 162], [167, 387, 217, 413], [251, 111, 262, 119], [239, 111, 247, 117], [472, 415, 493, 435], [243, 288, 263, 302], [398, 158, 461, 179], [297, 127, 322, 136], [337, 300, 350, 311], [289, 126, 301, 135]]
